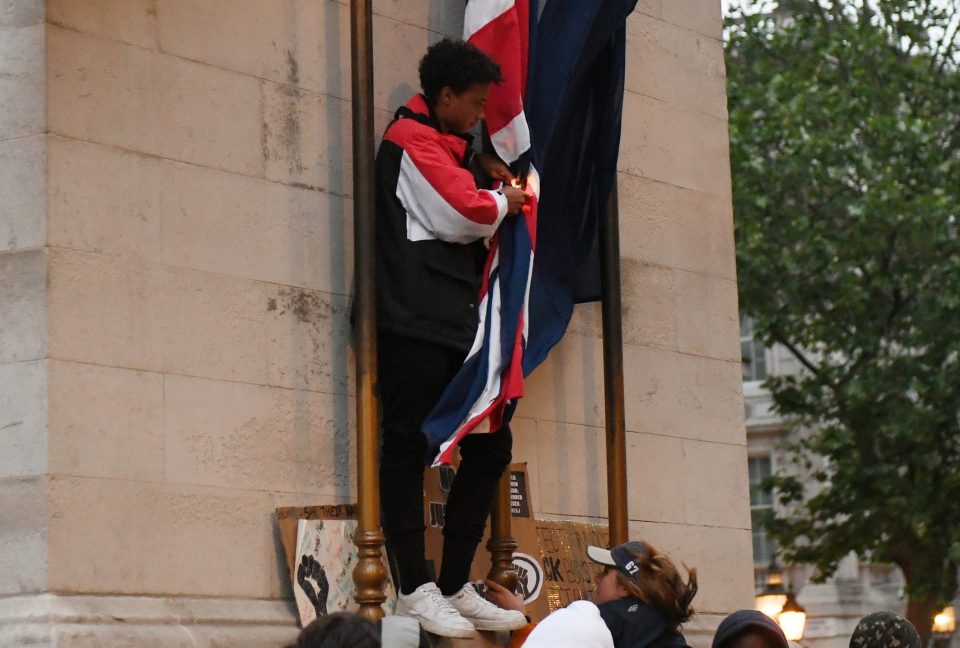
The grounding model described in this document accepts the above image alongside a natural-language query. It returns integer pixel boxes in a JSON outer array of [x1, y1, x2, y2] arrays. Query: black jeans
[[378, 331, 513, 595]]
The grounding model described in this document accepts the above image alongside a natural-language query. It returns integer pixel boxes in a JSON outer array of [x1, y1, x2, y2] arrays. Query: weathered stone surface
[[681, 438, 751, 528], [0, 360, 46, 479], [47, 248, 355, 393], [157, 0, 347, 98], [619, 92, 733, 199], [47, 137, 353, 292], [372, 12, 438, 111], [157, 1, 449, 112], [506, 416, 542, 515], [676, 269, 740, 362], [162, 154, 353, 293], [520, 332, 605, 429], [261, 82, 353, 195], [47, 476, 298, 597], [662, 0, 724, 41], [0, 134, 46, 252], [618, 172, 737, 281], [47, 26, 263, 177], [535, 420, 607, 518], [623, 344, 745, 446], [47, 360, 164, 482], [627, 12, 727, 120], [0, 249, 47, 364], [264, 286, 354, 395], [635, 0, 663, 20], [0, 593, 299, 647], [47, 137, 162, 262], [369, 0, 462, 36], [0, 476, 48, 595], [47, 249, 165, 372], [164, 374, 356, 496], [156, 264, 270, 384], [621, 259, 678, 350], [0, 24, 45, 141], [627, 431, 685, 524], [0, 0, 44, 28], [48, 0, 158, 49]]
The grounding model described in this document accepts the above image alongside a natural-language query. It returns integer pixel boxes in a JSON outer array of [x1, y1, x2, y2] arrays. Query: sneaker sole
[[417, 618, 476, 639], [464, 617, 529, 632]]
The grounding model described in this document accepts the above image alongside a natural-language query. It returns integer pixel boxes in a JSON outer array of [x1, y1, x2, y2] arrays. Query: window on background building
[[749, 454, 775, 580], [741, 315, 767, 382]]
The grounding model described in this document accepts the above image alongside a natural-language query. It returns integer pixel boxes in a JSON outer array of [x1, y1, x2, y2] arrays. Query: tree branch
[[769, 327, 830, 385]]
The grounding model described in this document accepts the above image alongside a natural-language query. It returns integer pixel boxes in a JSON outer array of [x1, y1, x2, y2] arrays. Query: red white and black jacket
[[375, 94, 509, 350]]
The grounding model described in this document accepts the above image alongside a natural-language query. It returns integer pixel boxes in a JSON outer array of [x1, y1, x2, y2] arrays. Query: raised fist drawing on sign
[[297, 554, 330, 617]]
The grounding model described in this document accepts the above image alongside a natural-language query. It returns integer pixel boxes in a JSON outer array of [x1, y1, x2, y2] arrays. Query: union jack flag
[[423, 0, 636, 465]]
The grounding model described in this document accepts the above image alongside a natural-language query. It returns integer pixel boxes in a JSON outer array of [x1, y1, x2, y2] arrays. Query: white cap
[[523, 601, 614, 648]]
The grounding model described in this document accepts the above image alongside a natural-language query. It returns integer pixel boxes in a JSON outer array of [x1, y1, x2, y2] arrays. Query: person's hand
[[501, 185, 528, 215], [484, 578, 526, 613], [477, 152, 515, 184]]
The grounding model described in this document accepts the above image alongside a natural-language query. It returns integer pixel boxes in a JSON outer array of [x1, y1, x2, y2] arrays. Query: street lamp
[[933, 606, 956, 635], [756, 560, 789, 619], [777, 587, 807, 642]]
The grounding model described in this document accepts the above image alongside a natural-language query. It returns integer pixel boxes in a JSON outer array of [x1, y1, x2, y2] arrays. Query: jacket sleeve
[[508, 622, 537, 647], [395, 130, 509, 244]]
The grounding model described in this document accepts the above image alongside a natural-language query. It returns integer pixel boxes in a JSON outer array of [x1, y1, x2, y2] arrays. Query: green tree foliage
[[727, 0, 960, 634]]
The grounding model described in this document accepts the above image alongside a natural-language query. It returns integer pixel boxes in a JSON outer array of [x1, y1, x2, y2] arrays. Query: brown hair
[[613, 541, 698, 628]]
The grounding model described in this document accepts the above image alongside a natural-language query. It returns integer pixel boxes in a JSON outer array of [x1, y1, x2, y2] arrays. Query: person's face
[[594, 567, 630, 605], [434, 82, 490, 134]]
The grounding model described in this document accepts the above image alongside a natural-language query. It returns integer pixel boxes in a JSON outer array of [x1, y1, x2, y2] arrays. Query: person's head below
[[587, 540, 699, 628], [418, 38, 503, 135], [850, 612, 920, 648], [284, 612, 380, 648], [712, 610, 789, 648]]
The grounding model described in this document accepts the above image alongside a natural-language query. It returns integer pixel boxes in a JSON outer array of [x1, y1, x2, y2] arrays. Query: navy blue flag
[[522, 0, 637, 371]]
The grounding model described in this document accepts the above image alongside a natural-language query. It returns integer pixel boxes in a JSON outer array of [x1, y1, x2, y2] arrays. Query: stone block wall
[[0, 1, 751, 645]]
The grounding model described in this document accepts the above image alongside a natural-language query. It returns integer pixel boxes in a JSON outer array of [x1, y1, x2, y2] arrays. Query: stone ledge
[[0, 593, 300, 647]]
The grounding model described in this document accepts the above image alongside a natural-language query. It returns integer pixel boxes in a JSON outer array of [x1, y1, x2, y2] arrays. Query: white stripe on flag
[[522, 250, 533, 344], [490, 110, 532, 164], [525, 164, 541, 198], [433, 262, 506, 465], [466, 248, 499, 360], [464, 0, 515, 42]]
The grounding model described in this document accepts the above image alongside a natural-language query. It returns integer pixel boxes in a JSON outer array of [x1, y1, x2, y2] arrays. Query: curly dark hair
[[418, 38, 503, 104], [283, 612, 380, 648]]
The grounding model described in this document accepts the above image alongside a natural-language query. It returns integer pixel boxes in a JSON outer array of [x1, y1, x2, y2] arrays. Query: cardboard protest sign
[[276, 505, 396, 626], [423, 463, 532, 582], [468, 517, 608, 622]]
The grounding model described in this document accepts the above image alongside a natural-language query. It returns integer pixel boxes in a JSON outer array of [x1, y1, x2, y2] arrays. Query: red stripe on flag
[[468, 9, 524, 136]]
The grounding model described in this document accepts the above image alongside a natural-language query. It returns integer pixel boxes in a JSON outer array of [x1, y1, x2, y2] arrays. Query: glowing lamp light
[[932, 606, 956, 635], [756, 561, 788, 619], [777, 589, 807, 642]]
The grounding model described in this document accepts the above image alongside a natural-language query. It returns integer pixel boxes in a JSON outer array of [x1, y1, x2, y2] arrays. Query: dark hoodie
[[712, 610, 789, 648], [599, 598, 691, 648]]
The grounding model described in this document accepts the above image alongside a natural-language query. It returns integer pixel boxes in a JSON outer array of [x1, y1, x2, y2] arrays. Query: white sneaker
[[394, 583, 475, 638], [446, 583, 529, 631]]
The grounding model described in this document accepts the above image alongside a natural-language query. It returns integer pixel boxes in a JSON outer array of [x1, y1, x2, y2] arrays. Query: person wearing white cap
[[488, 539, 698, 648], [584, 540, 697, 648], [521, 600, 615, 648]]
